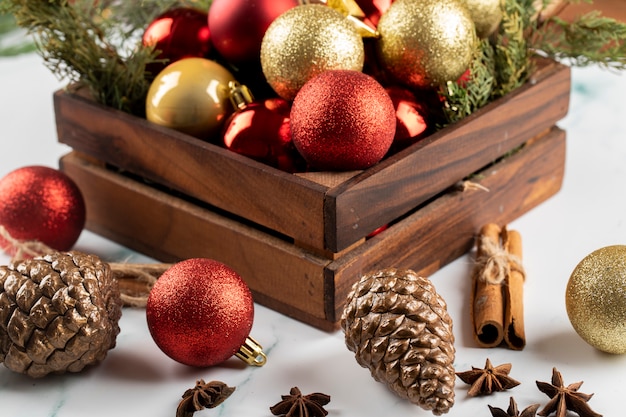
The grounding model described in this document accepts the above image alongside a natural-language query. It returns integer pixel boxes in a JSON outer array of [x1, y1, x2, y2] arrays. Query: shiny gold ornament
[[461, 0, 503, 38], [146, 58, 236, 140], [260, 4, 365, 101], [566, 245, 626, 354], [376, 0, 477, 89]]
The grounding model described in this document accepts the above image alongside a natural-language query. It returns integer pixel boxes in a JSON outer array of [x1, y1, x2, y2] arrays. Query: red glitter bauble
[[208, 0, 299, 64], [223, 96, 305, 172], [142, 8, 211, 74], [0, 166, 85, 254], [290, 70, 396, 171], [146, 258, 255, 367]]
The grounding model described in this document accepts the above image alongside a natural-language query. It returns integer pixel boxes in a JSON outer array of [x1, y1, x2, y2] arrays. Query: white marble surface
[[1, 52, 626, 417]]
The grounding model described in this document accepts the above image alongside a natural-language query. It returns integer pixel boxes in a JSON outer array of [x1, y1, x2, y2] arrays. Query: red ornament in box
[[142, 7, 211, 75], [208, 0, 300, 64], [356, 0, 392, 26], [386, 85, 433, 152], [223, 82, 305, 172], [290, 70, 396, 171], [146, 258, 265, 367], [0, 166, 85, 254]]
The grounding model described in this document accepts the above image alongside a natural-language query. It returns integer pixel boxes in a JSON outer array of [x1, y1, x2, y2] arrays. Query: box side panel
[[54, 92, 328, 250], [328, 127, 567, 322], [59, 153, 331, 321], [327, 58, 571, 252]]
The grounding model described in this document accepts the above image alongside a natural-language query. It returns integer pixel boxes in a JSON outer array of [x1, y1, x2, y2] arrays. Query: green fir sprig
[[441, 0, 626, 125], [0, 0, 211, 115]]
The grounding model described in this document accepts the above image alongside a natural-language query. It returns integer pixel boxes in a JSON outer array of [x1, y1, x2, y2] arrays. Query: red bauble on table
[[0, 166, 85, 254], [142, 7, 211, 74], [290, 70, 396, 171], [223, 83, 304, 172], [146, 258, 264, 368], [208, 0, 299, 64]]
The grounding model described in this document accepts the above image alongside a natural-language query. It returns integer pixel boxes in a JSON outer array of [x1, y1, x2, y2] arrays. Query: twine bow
[[475, 234, 525, 285]]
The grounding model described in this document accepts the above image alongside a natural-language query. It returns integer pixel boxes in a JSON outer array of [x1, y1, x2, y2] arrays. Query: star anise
[[176, 379, 236, 417], [489, 397, 540, 417], [456, 358, 521, 396], [270, 387, 331, 417], [536, 367, 602, 417]]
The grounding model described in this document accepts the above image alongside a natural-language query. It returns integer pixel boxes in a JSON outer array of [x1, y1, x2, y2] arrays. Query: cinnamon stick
[[471, 223, 505, 348], [502, 227, 526, 350]]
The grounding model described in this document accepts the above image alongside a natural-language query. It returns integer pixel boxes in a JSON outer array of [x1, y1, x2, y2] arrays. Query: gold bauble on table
[[260, 4, 364, 101], [566, 245, 626, 354], [461, 0, 503, 38], [145, 58, 236, 140], [375, 0, 477, 89]]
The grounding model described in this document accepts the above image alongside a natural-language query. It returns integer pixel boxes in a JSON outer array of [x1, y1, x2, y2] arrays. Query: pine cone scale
[[0, 251, 122, 378], [341, 268, 456, 415]]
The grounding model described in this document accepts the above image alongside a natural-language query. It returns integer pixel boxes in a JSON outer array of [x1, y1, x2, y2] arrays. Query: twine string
[[0, 225, 161, 306], [475, 234, 525, 285]]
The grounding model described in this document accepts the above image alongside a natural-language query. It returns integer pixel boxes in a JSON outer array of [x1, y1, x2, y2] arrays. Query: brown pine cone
[[0, 251, 122, 377], [341, 268, 456, 415]]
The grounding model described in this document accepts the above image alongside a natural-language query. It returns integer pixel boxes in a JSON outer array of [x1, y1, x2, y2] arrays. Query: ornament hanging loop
[[236, 336, 267, 366]]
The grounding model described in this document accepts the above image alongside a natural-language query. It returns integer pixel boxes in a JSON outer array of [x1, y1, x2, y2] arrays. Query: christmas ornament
[[146, 258, 266, 367], [290, 70, 395, 171], [222, 82, 305, 172], [461, 0, 503, 39], [0, 166, 85, 255], [385, 86, 432, 152], [0, 251, 122, 378], [375, 0, 477, 89], [355, 0, 391, 27], [566, 245, 626, 354], [145, 58, 236, 141], [260, 4, 365, 101], [142, 7, 211, 75], [341, 268, 456, 415], [208, 0, 299, 64]]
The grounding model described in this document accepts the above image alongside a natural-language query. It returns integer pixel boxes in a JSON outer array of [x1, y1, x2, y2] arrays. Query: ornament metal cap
[[228, 81, 255, 111], [235, 336, 267, 366]]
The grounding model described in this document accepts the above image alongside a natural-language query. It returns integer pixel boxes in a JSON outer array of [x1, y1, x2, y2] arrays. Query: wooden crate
[[54, 57, 570, 330]]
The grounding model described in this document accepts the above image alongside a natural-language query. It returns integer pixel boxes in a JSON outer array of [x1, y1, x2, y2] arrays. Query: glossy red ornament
[[356, 0, 392, 26], [142, 8, 211, 74], [385, 85, 431, 152], [208, 0, 299, 64], [290, 70, 396, 171], [146, 258, 258, 367], [223, 83, 304, 172], [0, 166, 85, 254]]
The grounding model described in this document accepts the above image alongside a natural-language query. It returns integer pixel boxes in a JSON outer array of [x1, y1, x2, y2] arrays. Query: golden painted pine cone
[[0, 251, 122, 377], [341, 268, 456, 415]]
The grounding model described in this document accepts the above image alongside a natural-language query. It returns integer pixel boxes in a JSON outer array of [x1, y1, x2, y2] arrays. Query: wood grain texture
[[59, 126, 565, 329], [54, 92, 328, 250], [326, 127, 566, 323], [54, 58, 570, 254], [325, 57, 570, 252]]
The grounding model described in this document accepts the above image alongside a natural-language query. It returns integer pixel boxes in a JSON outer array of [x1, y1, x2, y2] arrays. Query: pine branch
[[530, 10, 626, 70]]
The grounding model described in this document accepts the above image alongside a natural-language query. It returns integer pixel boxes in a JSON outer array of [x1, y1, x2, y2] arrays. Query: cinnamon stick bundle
[[470, 223, 526, 350]]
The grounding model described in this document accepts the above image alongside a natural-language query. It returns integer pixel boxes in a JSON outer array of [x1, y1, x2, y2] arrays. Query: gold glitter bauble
[[461, 0, 503, 38], [566, 245, 626, 354], [376, 0, 476, 89], [260, 4, 364, 101], [146, 58, 236, 140]]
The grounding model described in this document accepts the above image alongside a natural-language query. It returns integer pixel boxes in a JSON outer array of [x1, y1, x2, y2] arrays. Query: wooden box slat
[[55, 57, 570, 253], [59, 126, 566, 330]]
